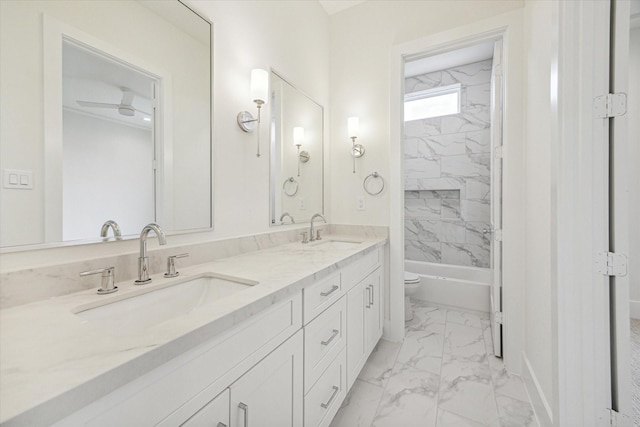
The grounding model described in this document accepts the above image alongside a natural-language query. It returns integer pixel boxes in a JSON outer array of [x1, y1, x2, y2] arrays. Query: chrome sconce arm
[[237, 69, 269, 157]]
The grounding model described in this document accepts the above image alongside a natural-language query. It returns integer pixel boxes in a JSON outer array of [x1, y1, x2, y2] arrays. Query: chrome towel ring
[[282, 177, 299, 196], [363, 172, 384, 196]]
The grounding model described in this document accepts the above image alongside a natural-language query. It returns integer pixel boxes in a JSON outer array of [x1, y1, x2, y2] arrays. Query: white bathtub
[[404, 260, 492, 312]]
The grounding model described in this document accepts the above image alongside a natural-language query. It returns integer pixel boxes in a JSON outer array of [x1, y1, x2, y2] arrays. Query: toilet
[[404, 271, 421, 321]]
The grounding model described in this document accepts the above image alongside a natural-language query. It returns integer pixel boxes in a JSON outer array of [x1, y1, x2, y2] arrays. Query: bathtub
[[404, 260, 492, 312]]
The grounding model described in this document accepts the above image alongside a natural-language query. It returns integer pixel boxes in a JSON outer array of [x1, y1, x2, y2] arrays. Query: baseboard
[[522, 353, 553, 427], [630, 300, 640, 319]]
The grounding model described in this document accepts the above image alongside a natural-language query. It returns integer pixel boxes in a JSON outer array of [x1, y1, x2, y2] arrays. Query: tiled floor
[[330, 301, 538, 427]]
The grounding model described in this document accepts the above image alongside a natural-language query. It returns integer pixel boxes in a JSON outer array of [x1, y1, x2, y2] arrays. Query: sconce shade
[[348, 116, 359, 139], [250, 69, 269, 104], [293, 127, 304, 147]]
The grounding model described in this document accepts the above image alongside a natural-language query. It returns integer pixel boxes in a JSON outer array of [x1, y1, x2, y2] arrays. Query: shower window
[[404, 83, 461, 121]]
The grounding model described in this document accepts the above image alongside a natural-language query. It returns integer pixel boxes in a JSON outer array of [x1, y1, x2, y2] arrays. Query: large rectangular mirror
[[270, 71, 324, 226], [0, 0, 212, 249]]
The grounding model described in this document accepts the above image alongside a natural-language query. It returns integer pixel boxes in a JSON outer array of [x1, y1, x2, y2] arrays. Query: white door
[[489, 39, 504, 357], [610, 0, 633, 424]]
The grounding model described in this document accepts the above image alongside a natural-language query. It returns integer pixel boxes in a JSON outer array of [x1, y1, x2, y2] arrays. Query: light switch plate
[[4, 169, 33, 190]]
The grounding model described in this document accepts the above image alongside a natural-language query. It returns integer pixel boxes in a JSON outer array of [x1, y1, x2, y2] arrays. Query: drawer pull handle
[[320, 285, 339, 297], [321, 329, 339, 346], [365, 286, 371, 308], [239, 402, 248, 427], [369, 284, 374, 305], [321, 386, 340, 409]]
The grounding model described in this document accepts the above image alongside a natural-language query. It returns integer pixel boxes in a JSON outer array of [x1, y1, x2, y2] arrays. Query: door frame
[[388, 9, 526, 372]]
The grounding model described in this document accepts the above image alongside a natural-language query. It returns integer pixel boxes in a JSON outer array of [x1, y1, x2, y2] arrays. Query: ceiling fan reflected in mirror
[[76, 87, 151, 118]]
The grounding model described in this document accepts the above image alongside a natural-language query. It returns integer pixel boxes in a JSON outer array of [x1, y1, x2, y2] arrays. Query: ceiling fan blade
[[77, 100, 119, 109]]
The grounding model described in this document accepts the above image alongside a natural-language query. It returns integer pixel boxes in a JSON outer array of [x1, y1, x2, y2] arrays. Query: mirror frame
[[269, 69, 325, 227], [0, 0, 213, 253]]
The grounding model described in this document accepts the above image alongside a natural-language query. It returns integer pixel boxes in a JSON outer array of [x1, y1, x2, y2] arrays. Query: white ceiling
[[404, 41, 495, 78], [318, 0, 367, 15]]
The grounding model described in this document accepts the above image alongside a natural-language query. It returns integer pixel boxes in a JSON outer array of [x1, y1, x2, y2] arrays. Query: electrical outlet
[[357, 196, 365, 211], [299, 198, 306, 210]]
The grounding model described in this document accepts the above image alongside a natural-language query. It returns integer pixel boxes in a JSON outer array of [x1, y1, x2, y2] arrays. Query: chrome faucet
[[135, 223, 167, 285], [309, 213, 326, 242], [100, 220, 122, 240], [280, 212, 295, 224]]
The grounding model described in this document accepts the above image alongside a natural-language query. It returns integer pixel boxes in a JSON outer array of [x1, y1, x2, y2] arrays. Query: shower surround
[[404, 59, 493, 268]]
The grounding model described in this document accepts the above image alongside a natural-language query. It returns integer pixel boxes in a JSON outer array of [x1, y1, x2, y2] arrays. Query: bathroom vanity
[[0, 235, 386, 427]]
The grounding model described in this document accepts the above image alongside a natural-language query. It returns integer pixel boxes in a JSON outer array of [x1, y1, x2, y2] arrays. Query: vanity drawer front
[[303, 271, 342, 324], [304, 348, 346, 427], [342, 248, 380, 292], [63, 295, 302, 427], [304, 296, 346, 392]]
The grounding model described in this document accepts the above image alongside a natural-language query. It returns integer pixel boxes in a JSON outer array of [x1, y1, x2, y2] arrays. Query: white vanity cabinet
[[181, 390, 229, 427], [346, 267, 383, 389]]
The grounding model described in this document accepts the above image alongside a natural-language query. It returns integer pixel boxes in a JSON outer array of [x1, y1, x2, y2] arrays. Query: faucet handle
[[300, 232, 309, 244], [80, 267, 117, 295], [165, 253, 189, 278]]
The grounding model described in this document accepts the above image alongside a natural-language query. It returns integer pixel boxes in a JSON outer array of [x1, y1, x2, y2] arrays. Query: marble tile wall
[[404, 59, 493, 269]]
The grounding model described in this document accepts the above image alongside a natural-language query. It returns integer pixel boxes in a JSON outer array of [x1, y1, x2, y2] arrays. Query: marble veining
[[404, 60, 493, 268], [330, 304, 537, 427]]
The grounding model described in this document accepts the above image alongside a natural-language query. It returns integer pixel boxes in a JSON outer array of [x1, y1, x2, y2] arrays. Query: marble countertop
[[0, 234, 386, 426]]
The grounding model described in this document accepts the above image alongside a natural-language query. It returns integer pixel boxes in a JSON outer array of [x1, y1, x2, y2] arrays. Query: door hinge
[[494, 229, 503, 242], [494, 311, 504, 324], [595, 252, 628, 277], [594, 93, 627, 118]]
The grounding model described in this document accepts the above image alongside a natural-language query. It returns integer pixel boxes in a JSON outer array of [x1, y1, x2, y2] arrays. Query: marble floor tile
[[396, 329, 444, 374], [437, 408, 497, 427], [487, 354, 530, 403], [372, 363, 439, 427], [443, 322, 487, 359], [495, 394, 537, 427], [446, 309, 488, 329], [358, 339, 402, 388], [330, 379, 385, 427]]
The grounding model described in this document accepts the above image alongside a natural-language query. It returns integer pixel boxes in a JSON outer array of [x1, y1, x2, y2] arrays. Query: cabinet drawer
[[304, 348, 346, 427], [303, 271, 342, 324], [304, 296, 346, 393], [342, 248, 380, 292], [181, 389, 229, 427]]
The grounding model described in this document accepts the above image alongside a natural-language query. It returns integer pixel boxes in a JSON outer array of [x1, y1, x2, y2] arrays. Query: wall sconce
[[237, 69, 269, 157], [293, 126, 310, 177], [348, 116, 365, 173]]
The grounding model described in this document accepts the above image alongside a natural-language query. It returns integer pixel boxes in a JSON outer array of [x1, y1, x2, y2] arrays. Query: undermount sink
[[73, 273, 258, 333], [307, 239, 363, 250]]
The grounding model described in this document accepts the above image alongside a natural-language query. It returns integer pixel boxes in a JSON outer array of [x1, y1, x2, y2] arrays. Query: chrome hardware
[[320, 386, 339, 409], [320, 285, 339, 297], [482, 228, 493, 235], [309, 213, 326, 242], [217, 423, 227, 427], [369, 284, 374, 305], [316, 229, 322, 240], [321, 329, 339, 346], [100, 220, 122, 240], [366, 285, 371, 308], [239, 402, 249, 427], [135, 223, 167, 285], [80, 266, 117, 295], [300, 232, 309, 244], [280, 212, 295, 224], [164, 253, 189, 278], [363, 172, 385, 196]]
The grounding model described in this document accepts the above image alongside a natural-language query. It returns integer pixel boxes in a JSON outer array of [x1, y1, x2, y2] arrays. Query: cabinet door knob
[[320, 285, 339, 297], [320, 386, 340, 409], [238, 402, 248, 427], [321, 329, 339, 346]]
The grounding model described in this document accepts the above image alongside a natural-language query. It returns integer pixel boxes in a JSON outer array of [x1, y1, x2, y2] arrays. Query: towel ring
[[363, 172, 384, 196], [282, 177, 299, 196]]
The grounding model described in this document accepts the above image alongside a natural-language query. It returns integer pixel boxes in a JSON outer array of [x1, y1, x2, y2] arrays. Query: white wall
[[0, 0, 329, 269], [629, 27, 640, 317], [62, 111, 154, 240], [522, 0, 555, 417]]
